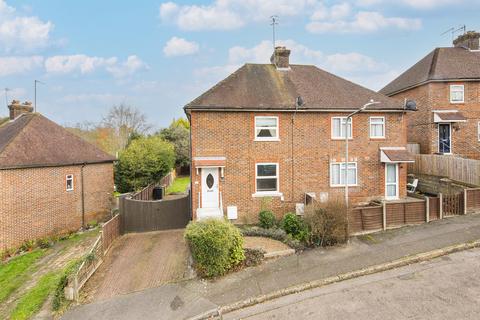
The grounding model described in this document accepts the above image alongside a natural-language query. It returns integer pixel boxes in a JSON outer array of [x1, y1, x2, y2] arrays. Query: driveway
[[81, 229, 191, 303]]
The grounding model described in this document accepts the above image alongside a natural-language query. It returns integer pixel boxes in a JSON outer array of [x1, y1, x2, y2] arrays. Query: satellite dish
[[405, 100, 417, 111], [296, 96, 304, 108]]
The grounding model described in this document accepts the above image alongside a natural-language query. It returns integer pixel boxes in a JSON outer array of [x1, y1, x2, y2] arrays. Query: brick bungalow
[[184, 47, 415, 223], [0, 101, 115, 250], [380, 31, 480, 159]]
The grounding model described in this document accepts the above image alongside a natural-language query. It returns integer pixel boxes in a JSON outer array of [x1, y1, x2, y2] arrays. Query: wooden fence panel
[[466, 189, 480, 213], [349, 206, 383, 233], [428, 197, 440, 220], [404, 201, 426, 224], [442, 193, 464, 216], [408, 154, 480, 186], [386, 203, 405, 227], [102, 215, 120, 253]]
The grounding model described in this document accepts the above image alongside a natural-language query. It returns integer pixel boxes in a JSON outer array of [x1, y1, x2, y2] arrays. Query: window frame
[[450, 84, 465, 104], [331, 117, 353, 140], [66, 174, 74, 192], [255, 163, 279, 194], [478, 121, 480, 142], [329, 162, 358, 187], [369, 116, 385, 139], [385, 163, 399, 200], [254, 116, 279, 141]]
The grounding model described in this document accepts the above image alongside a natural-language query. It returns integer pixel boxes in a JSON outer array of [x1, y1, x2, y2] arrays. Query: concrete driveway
[[81, 229, 192, 303]]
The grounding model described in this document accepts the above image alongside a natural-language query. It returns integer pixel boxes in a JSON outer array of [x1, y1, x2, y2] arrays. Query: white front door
[[201, 168, 219, 208], [385, 163, 399, 200]]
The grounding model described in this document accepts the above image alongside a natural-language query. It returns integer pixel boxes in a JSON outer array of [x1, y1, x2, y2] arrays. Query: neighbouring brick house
[[0, 101, 115, 250], [381, 31, 480, 159], [185, 47, 415, 222]]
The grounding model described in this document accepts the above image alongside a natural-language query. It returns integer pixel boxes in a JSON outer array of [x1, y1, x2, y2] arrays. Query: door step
[[196, 208, 224, 220]]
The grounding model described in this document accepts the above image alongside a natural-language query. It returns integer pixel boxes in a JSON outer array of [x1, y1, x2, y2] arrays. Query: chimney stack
[[8, 100, 33, 120], [270, 46, 291, 70], [453, 31, 480, 50]]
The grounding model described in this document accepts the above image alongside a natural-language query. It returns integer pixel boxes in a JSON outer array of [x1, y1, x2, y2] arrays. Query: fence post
[[439, 193, 443, 219], [464, 189, 468, 215], [382, 201, 387, 231], [425, 196, 430, 223]]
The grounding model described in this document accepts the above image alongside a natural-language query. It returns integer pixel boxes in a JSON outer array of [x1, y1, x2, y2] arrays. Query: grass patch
[[166, 176, 190, 194], [0, 250, 45, 304], [10, 271, 61, 320], [52, 259, 82, 313]]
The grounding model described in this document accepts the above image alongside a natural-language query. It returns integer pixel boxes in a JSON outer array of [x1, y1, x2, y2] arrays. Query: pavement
[[224, 247, 480, 319], [80, 229, 192, 303], [62, 213, 480, 320]]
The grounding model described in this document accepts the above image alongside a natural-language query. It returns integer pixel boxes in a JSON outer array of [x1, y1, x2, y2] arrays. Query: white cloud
[[44, 54, 147, 78], [0, 0, 53, 52], [159, 0, 317, 31], [60, 93, 126, 104], [307, 11, 421, 33], [0, 55, 43, 76], [400, 0, 457, 9], [163, 37, 199, 57]]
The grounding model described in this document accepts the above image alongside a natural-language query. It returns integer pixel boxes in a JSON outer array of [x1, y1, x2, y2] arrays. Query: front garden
[[184, 199, 348, 278]]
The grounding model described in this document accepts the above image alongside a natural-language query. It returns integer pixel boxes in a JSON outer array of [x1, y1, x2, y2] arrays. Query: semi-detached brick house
[[381, 31, 480, 160], [0, 101, 115, 250], [184, 47, 416, 223]]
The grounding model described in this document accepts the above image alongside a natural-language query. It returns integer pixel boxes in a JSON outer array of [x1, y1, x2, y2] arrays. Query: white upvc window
[[370, 117, 385, 138], [450, 85, 464, 103], [255, 163, 279, 193], [331, 117, 352, 139], [478, 122, 480, 141], [330, 162, 357, 187], [255, 116, 279, 141], [66, 174, 74, 191]]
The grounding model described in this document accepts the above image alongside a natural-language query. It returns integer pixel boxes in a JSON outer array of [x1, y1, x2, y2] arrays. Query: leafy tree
[[115, 136, 175, 193], [158, 118, 190, 168]]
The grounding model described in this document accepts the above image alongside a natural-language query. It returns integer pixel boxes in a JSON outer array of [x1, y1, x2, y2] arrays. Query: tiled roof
[[186, 64, 404, 111], [0, 113, 116, 169], [380, 47, 480, 96]]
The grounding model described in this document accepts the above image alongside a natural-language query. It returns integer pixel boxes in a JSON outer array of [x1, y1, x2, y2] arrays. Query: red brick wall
[[392, 82, 480, 159], [190, 111, 408, 223], [0, 163, 113, 250]]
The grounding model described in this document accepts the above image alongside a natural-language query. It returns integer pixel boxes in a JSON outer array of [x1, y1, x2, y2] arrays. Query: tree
[[102, 104, 151, 152], [158, 118, 190, 168], [115, 136, 175, 193]]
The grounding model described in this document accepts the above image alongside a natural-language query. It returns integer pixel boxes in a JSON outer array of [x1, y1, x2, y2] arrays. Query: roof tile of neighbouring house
[[380, 47, 480, 96], [185, 64, 404, 111], [0, 113, 116, 169]]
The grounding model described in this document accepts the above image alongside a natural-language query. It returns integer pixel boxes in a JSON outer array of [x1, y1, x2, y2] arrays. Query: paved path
[[80, 229, 191, 303], [225, 247, 480, 319], [62, 214, 480, 320]]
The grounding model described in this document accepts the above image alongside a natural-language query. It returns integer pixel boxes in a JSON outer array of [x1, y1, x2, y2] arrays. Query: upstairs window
[[331, 117, 352, 139], [370, 117, 385, 138], [450, 85, 464, 103], [478, 122, 480, 141], [255, 116, 279, 141], [330, 162, 357, 187], [66, 174, 74, 191], [256, 163, 278, 193]]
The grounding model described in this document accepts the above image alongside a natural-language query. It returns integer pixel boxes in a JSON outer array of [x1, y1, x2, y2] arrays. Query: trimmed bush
[[304, 199, 347, 247], [281, 213, 309, 242], [258, 210, 276, 229], [185, 219, 245, 278]]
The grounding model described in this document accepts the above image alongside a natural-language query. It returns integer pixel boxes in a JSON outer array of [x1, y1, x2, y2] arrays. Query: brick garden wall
[[393, 82, 480, 159], [0, 163, 113, 250], [190, 111, 408, 223]]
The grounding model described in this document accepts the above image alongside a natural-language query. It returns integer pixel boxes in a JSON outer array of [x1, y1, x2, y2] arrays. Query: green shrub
[[281, 213, 309, 242], [19, 240, 36, 252], [185, 219, 245, 278], [35, 238, 52, 249], [87, 220, 98, 229], [304, 199, 347, 247], [52, 259, 82, 311], [258, 210, 276, 229]]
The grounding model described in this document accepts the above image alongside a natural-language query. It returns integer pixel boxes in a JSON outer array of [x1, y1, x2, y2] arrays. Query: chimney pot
[[453, 31, 480, 50], [8, 100, 34, 120], [270, 46, 291, 70]]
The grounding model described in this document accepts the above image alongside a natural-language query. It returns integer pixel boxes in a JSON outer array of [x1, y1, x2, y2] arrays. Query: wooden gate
[[120, 192, 191, 233], [442, 193, 464, 216]]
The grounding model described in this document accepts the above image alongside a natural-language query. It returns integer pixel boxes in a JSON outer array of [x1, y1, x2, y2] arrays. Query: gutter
[[0, 159, 116, 171], [184, 107, 410, 113], [81, 163, 86, 229], [384, 77, 480, 97]]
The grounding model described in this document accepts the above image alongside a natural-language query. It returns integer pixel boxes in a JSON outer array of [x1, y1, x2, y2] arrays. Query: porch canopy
[[193, 156, 226, 168], [433, 111, 467, 123], [380, 147, 415, 163]]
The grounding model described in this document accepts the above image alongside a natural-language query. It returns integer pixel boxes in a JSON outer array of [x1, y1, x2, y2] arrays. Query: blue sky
[[0, 0, 479, 129]]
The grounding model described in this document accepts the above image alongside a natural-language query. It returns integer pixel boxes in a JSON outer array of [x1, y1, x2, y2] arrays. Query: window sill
[[450, 101, 464, 104], [331, 137, 353, 140], [330, 185, 358, 188], [254, 138, 280, 142], [252, 192, 283, 198], [370, 137, 385, 140]]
